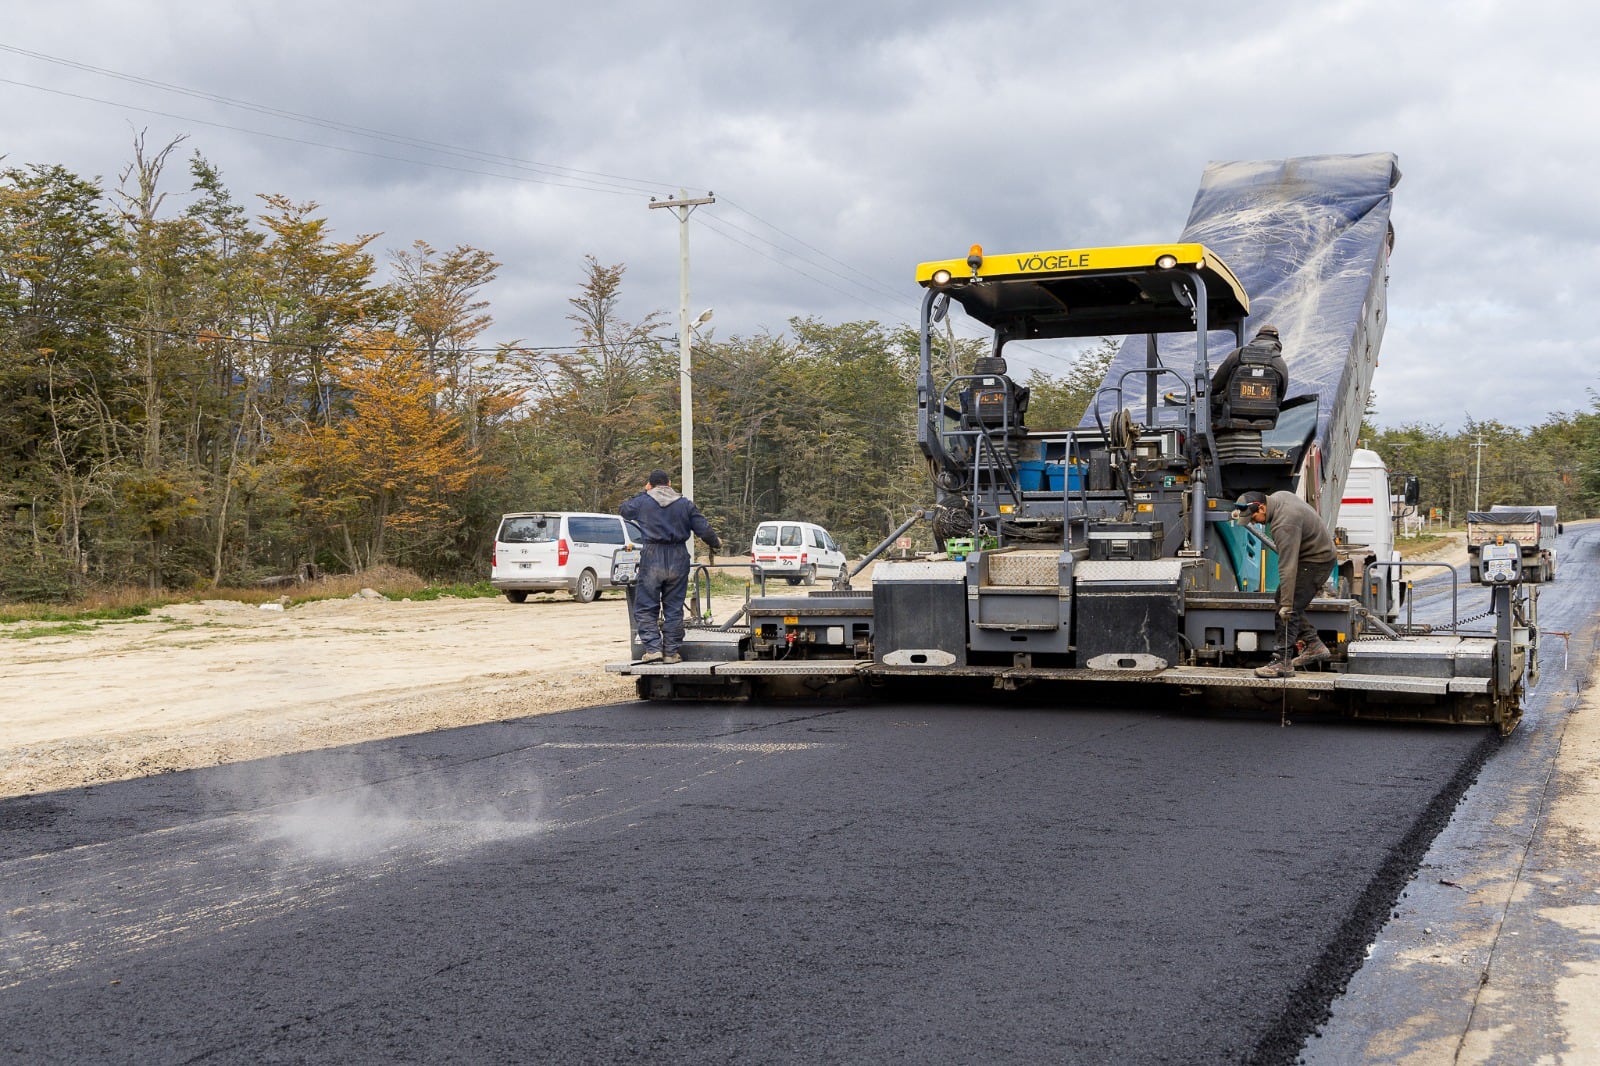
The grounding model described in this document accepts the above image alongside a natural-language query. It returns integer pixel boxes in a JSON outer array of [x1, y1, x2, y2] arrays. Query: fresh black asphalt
[[3, 696, 1494, 1064]]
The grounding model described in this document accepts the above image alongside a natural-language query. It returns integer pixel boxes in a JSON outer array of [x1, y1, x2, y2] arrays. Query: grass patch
[[394, 580, 499, 602], [1397, 532, 1451, 555], [3, 621, 98, 640], [0, 603, 153, 624], [0, 565, 496, 622]]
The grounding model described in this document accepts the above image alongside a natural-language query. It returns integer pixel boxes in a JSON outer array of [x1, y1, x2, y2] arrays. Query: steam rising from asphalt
[[0, 753, 551, 990], [214, 754, 549, 865]]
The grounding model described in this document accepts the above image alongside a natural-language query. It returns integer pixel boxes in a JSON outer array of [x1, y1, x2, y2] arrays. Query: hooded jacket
[[619, 484, 721, 550]]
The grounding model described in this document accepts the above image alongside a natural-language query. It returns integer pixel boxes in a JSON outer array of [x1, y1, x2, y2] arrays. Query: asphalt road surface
[[1305, 519, 1600, 1061], [3, 531, 1592, 1065]]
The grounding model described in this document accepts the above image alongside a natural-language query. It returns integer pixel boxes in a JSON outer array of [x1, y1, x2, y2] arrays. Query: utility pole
[[649, 188, 715, 503], [1472, 430, 1487, 511]]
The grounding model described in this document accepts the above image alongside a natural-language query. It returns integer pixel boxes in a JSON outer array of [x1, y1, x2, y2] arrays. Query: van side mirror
[[1403, 475, 1420, 506]]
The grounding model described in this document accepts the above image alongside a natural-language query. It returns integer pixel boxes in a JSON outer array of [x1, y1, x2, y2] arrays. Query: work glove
[[1277, 605, 1293, 621], [1229, 507, 1248, 527]]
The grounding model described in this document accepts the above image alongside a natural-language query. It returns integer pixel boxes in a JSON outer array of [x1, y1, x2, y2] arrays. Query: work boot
[[1292, 640, 1332, 669], [1254, 659, 1295, 679], [662, 652, 682, 665], [639, 650, 663, 664]]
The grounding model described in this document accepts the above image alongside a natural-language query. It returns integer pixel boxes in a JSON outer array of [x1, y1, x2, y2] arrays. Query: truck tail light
[[558, 538, 569, 565]]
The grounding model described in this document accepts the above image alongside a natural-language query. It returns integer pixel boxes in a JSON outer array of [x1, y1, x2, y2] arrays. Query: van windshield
[[500, 515, 557, 543]]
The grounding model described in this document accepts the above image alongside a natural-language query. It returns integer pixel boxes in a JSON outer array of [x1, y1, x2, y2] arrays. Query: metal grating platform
[[711, 661, 865, 677], [987, 551, 1061, 587]]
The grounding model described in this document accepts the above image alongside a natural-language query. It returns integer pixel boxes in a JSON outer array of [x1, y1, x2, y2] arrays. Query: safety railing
[[1365, 559, 1461, 633]]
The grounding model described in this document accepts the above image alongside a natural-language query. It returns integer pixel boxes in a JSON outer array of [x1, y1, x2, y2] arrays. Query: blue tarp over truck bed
[[1085, 153, 1401, 522]]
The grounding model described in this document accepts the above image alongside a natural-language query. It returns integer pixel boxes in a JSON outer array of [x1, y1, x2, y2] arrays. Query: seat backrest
[[1212, 340, 1287, 429]]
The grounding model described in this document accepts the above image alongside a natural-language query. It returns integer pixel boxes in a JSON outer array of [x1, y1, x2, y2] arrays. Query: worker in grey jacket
[[1232, 490, 1337, 678]]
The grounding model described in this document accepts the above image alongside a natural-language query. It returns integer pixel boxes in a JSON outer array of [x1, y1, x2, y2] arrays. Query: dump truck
[[1335, 447, 1417, 622], [1468, 506, 1557, 583], [609, 153, 1537, 733]]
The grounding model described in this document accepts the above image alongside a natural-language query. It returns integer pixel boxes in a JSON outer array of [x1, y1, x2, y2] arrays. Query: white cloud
[[2, 0, 1597, 428]]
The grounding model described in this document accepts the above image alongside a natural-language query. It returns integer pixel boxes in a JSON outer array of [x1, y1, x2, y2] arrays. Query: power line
[[714, 196, 910, 308], [690, 212, 1093, 373], [1, 64, 939, 340], [693, 214, 920, 329], [0, 45, 1102, 376], [0, 44, 668, 196], [79, 319, 664, 357], [0, 75, 646, 199]]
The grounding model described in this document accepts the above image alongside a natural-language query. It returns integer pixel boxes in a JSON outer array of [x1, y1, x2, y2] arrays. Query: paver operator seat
[[1210, 325, 1288, 430]]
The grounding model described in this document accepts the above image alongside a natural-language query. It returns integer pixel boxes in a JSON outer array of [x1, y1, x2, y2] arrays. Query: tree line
[[2, 141, 1593, 602], [1366, 415, 1599, 529], [0, 139, 1112, 601]]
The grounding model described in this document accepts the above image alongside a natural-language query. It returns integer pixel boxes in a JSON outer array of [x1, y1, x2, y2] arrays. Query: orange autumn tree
[[284, 331, 481, 569]]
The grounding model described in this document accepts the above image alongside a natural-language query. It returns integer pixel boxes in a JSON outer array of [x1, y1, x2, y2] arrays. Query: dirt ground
[[2, 589, 642, 798], [2, 538, 1469, 800]]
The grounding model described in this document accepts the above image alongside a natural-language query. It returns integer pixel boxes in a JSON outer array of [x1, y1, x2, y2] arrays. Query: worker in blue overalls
[[619, 469, 722, 664]]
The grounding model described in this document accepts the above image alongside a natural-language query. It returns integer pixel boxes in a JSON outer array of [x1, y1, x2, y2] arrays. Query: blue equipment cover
[[1086, 153, 1400, 513]]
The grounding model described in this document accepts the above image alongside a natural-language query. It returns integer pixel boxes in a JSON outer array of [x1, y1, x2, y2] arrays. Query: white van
[[749, 520, 846, 586], [491, 512, 640, 603]]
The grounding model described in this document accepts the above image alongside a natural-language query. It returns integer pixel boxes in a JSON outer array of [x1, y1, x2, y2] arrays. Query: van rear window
[[753, 527, 778, 547], [500, 516, 556, 543], [779, 526, 802, 547]]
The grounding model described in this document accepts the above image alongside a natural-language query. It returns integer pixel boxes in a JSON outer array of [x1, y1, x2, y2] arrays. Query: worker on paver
[[619, 469, 722, 665], [1232, 490, 1336, 678], [1209, 325, 1289, 428]]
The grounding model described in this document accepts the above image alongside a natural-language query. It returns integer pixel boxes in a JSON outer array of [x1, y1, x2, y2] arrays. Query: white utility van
[[749, 520, 846, 586], [491, 512, 640, 603]]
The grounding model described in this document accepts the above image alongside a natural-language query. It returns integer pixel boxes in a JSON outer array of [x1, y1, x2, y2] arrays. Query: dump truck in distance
[[1468, 507, 1557, 583]]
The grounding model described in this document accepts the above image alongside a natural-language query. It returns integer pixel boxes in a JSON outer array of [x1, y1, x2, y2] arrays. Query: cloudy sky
[[3, 1, 1594, 430]]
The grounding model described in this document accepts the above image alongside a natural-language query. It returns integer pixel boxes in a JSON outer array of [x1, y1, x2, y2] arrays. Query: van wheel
[[573, 569, 599, 603], [504, 590, 528, 604], [801, 565, 816, 586]]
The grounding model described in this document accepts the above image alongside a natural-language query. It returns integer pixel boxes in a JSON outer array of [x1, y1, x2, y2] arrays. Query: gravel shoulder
[[3, 592, 638, 798]]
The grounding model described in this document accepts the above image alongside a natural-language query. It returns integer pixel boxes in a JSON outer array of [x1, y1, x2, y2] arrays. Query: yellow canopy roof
[[916, 243, 1249, 340]]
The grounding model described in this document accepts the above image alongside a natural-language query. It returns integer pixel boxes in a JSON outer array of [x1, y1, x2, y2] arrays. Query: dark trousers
[[1286, 560, 1331, 649], [633, 542, 689, 655]]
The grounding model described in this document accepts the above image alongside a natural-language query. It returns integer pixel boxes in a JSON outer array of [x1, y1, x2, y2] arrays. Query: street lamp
[[648, 189, 716, 503], [680, 307, 713, 503], [1471, 430, 1487, 511]]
